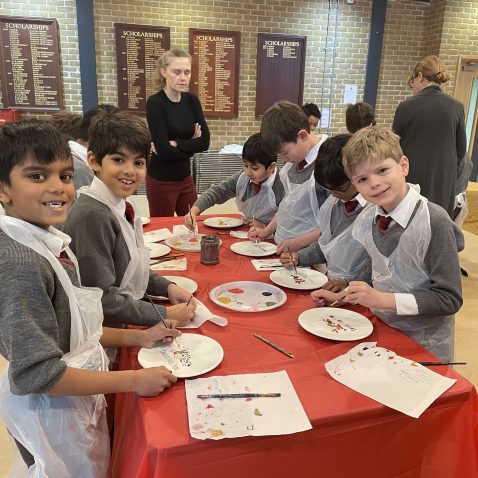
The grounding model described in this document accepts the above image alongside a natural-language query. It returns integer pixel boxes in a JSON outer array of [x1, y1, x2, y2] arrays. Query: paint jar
[[200, 235, 220, 265]]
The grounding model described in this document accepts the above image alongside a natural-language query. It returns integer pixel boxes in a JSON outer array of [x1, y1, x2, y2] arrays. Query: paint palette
[[165, 233, 204, 252], [269, 267, 328, 290], [147, 243, 171, 259], [209, 281, 287, 312], [230, 241, 277, 257], [138, 334, 224, 378], [203, 217, 244, 229], [298, 307, 373, 341]]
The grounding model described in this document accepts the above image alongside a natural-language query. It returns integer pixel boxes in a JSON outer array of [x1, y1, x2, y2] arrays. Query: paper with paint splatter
[[325, 342, 456, 418], [185, 370, 311, 440]]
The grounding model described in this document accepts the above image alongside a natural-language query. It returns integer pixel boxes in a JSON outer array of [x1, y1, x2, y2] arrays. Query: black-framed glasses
[[408, 74, 417, 89], [323, 180, 351, 194]]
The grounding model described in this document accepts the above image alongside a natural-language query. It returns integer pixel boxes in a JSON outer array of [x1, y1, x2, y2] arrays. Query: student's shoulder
[[65, 195, 119, 229], [426, 201, 464, 250]]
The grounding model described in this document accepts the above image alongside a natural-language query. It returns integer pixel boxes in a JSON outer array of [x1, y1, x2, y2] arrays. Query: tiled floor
[[1, 199, 477, 475]]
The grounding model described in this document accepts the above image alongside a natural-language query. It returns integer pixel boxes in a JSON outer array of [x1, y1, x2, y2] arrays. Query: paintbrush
[[145, 292, 182, 350], [252, 214, 258, 244], [197, 393, 281, 399], [188, 204, 198, 236], [150, 255, 184, 265], [253, 332, 294, 359], [418, 361, 467, 366]]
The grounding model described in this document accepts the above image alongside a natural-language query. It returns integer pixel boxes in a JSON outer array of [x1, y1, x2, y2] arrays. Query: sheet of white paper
[[143, 228, 172, 243], [173, 224, 191, 235], [180, 299, 228, 328], [230, 230, 249, 239], [150, 258, 187, 271], [185, 370, 311, 440], [325, 342, 456, 418], [320, 108, 330, 128], [251, 258, 283, 271], [343, 84, 358, 104]]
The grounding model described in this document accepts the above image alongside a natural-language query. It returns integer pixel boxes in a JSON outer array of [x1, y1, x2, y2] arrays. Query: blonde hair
[[342, 126, 403, 178], [155, 49, 192, 90], [407, 55, 451, 86]]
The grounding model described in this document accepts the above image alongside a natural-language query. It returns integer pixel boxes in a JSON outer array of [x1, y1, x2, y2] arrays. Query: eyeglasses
[[408, 74, 417, 89], [323, 180, 351, 194]]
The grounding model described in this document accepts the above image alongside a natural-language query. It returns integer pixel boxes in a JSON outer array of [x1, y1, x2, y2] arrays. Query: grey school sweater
[[63, 194, 172, 327], [0, 231, 70, 395]]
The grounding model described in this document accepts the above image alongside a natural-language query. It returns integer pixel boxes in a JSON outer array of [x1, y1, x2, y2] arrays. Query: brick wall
[[1, 0, 478, 146]]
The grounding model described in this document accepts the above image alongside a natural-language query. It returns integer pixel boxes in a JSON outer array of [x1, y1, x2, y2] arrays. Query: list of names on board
[[190, 29, 240, 118], [115, 23, 170, 113], [0, 16, 63, 110], [255, 33, 306, 117]]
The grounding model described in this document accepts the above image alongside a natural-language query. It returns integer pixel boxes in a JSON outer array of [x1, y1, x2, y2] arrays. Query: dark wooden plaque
[[115, 23, 170, 113], [0, 16, 63, 111], [255, 33, 306, 117], [189, 28, 240, 118]]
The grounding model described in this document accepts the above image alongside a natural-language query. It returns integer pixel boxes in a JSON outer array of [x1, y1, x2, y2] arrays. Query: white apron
[[352, 189, 454, 361], [0, 216, 110, 478], [274, 162, 321, 244], [79, 183, 150, 299], [318, 196, 370, 280], [235, 168, 278, 224]]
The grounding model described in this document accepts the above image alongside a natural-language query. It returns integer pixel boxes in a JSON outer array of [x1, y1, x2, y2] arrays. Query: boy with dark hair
[[312, 126, 463, 362], [63, 111, 196, 327], [185, 133, 284, 229], [249, 101, 328, 254], [301, 103, 321, 132], [280, 134, 370, 292], [0, 120, 180, 474], [345, 102, 376, 134]]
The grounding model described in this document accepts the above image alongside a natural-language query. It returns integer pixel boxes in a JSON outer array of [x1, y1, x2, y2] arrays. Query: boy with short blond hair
[[63, 111, 196, 327], [312, 126, 463, 362], [0, 120, 180, 474], [249, 101, 328, 254]]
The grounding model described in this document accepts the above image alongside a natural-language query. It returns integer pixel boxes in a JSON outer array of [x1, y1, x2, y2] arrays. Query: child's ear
[[268, 162, 277, 172], [297, 129, 309, 141], [87, 151, 101, 173], [399, 155, 409, 176], [0, 182, 12, 205]]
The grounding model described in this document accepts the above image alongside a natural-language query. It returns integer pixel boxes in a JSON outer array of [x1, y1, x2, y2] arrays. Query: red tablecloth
[[111, 215, 478, 478]]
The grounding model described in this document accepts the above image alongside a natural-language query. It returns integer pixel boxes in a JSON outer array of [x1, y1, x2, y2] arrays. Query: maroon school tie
[[377, 215, 393, 230], [125, 201, 135, 225], [297, 159, 307, 171], [344, 199, 359, 214], [253, 183, 261, 194]]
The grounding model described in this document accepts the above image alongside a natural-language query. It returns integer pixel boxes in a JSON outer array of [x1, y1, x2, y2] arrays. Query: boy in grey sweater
[[185, 133, 284, 230], [63, 111, 196, 327], [312, 127, 463, 362]]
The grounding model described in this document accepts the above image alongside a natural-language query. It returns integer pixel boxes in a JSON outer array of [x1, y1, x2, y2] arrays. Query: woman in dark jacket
[[146, 49, 210, 216], [393, 55, 467, 218]]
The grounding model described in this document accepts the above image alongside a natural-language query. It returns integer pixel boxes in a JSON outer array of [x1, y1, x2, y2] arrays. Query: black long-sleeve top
[[146, 90, 210, 181]]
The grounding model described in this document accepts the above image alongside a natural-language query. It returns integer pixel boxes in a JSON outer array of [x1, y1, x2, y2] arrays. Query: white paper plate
[[148, 276, 198, 301], [270, 267, 328, 290], [147, 243, 171, 258], [165, 234, 204, 252], [143, 228, 172, 243], [230, 241, 277, 257], [203, 217, 244, 229], [209, 281, 287, 312], [138, 334, 224, 378], [141, 216, 151, 225], [298, 307, 373, 341]]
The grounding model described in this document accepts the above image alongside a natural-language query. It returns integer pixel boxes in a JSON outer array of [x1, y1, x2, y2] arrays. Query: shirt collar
[[90, 176, 126, 215], [339, 193, 367, 208], [374, 184, 420, 228]]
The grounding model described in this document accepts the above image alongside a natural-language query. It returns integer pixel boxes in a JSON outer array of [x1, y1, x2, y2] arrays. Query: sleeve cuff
[[394, 293, 419, 315]]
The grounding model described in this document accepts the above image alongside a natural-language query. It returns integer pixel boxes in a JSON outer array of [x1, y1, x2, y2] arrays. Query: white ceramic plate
[[298, 307, 373, 341], [147, 243, 171, 259], [209, 281, 287, 312], [203, 217, 244, 229], [148, 276, 198, 301], [165, 234, 204, 252], [230, 241, 277, 257], [138, 334, 224, 378], [270, 267, 328, 290], [141, 216, 151, 226]]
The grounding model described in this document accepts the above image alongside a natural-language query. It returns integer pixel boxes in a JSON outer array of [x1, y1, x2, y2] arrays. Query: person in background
[[248, 101, 328, 254], [146, 48, 210, 217], [0, 120, 180, 475], [185, 133, 284, 230], [345, 102, 376, 133], [301, 103, 321, 132], [312, 127, 463, 362], [63, 111, 196, 329], [50, 110, 94, 191], [392, 55, 467, 218]]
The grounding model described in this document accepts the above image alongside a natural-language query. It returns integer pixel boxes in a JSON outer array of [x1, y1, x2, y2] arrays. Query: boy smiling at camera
[[311, 127, 463, 362]]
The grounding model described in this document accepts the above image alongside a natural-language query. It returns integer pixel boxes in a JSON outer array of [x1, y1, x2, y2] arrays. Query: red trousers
[[146, 174, 198, 217]]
